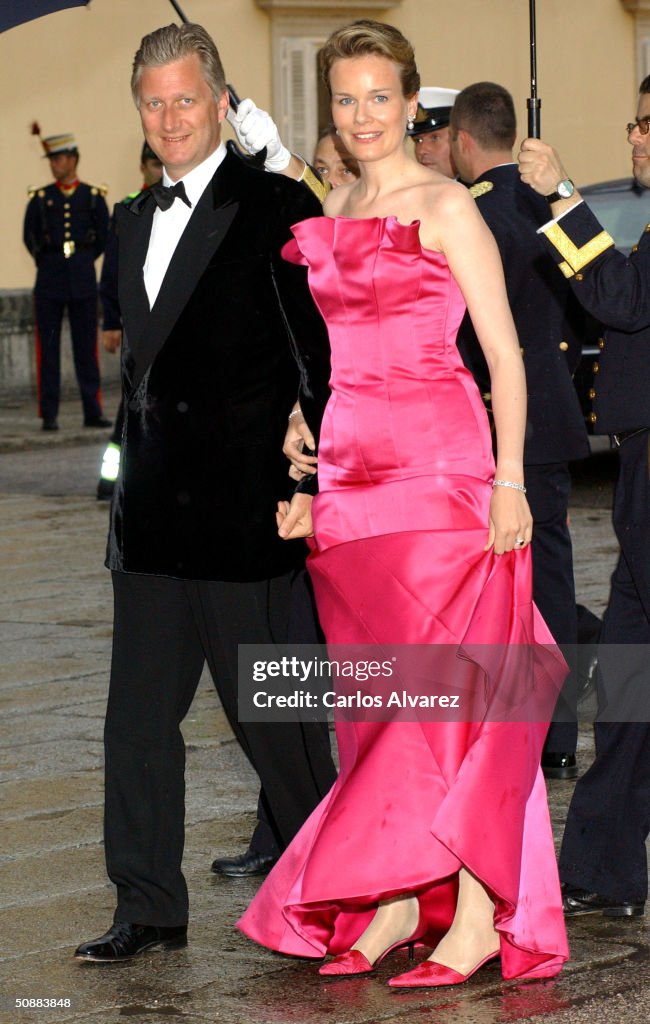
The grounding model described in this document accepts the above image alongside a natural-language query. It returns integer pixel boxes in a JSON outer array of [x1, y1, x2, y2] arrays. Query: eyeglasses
[[627, 117, 650, 136]]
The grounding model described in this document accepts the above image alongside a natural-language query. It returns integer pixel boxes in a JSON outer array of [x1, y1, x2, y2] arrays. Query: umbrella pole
[[526, 0, 541, 138], [167, 0, 189, 23]]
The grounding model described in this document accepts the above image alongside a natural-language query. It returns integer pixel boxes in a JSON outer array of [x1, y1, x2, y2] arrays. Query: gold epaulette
[[27, 185, 47, 197], [89, 183, 109, 196], [469, 181, 494, 200], [542, 221, 614, 279], [301, 164, 330, 205]]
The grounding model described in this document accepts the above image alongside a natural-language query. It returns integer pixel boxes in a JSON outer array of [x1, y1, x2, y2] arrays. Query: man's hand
[[102, 329, 122, 354], [283, 407, 317, 480], [518, 138, 573, 198], [276, 493, 314, 539], [228, 98, 291, 173]]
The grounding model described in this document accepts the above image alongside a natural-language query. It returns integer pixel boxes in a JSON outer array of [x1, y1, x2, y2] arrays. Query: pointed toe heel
[[319, 932, 418, 978], [388, 950, 499, 988]]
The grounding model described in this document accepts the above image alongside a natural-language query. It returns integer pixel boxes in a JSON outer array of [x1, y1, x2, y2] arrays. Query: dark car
[[572, 178, 650, 430]]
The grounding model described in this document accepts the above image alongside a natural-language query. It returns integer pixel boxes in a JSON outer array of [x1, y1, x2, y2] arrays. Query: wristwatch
[[545, 178, 575, 203]]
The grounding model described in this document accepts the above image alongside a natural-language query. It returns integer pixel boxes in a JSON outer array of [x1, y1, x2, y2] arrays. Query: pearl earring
[[407, 114, 415, 131]]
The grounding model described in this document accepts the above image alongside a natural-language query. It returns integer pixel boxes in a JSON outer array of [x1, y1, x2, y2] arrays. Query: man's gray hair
[[131, 23, 227, 107]]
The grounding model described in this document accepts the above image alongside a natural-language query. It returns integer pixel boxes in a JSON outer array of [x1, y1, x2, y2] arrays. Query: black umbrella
[[0, 1, 89, 32], [0, 0, 190, 32]]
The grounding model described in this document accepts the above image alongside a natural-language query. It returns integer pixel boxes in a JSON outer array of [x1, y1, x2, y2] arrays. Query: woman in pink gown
[[238, 19, 569, 987]]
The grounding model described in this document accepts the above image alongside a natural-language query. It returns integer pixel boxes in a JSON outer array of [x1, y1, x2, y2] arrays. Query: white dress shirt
[[143, 142, 227, 308]]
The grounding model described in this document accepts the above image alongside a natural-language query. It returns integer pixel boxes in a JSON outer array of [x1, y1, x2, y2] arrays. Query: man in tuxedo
[[75, 22, 335, 962], [450, 83, 590, 777]]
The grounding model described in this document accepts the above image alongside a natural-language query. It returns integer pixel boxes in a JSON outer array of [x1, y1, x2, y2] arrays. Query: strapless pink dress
[[238, 217, 569, 979]]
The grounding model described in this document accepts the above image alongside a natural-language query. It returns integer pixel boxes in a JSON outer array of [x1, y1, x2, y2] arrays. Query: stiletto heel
[[319, 918, 420, 977], [388, 949, 500, 988]]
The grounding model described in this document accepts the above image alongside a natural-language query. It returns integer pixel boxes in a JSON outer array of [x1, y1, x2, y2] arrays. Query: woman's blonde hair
[[319, 20, 420, 99]]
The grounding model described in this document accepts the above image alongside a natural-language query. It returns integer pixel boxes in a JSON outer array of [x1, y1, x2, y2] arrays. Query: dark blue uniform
[[540, 203, 650, 904], [456, 165, 590, 754], [23, 180, 109, 424]]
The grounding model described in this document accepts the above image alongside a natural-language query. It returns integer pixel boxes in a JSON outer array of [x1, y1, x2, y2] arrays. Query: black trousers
[[34, 290, 102, 423], [105, 570, 336, 926], [559, 432, 650, 901], [525, 462, 579, 753]]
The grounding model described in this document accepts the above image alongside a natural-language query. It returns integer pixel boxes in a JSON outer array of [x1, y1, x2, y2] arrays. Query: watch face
[[557, 179, 575, 199]]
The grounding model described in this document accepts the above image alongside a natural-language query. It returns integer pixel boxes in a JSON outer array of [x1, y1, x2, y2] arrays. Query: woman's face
[[313, 134, 359, 188], [329, 53, 416, 165]]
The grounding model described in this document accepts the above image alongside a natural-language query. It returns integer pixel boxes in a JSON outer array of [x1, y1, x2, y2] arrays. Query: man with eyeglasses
[[518, 75, 650, 920]]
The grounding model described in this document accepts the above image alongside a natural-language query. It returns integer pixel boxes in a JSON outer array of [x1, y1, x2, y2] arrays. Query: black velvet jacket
[[106, 150, 331, 582]]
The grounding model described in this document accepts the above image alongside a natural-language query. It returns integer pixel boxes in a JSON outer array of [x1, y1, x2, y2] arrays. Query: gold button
[[592, 362, 599, 373], [588, 412, 597, 424], [64, 231, 71, 238], [575, 273, 584, 281], [64, 202, 70, 209], [646, 224, 650, 232], [559, 341, 569, 351], [632, 245, 639, 253], [588, 388, 596, 399], [598, 338, 605, 349]]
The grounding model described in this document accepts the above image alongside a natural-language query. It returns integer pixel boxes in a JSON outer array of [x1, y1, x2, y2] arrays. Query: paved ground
[[3, 395, 650, 1024]]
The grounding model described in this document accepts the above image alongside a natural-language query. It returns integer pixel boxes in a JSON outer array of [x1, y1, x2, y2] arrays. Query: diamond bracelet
[[492, 479, 527, 493]]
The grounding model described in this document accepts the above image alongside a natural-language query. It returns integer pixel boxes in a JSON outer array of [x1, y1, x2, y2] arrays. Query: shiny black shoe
[[211, 849, 278, 877], [84, 416, 112, 428], [562, 885, 645, 918], [541, 752, 578, 780], [74, 922, 187, 962], [42, 419, 59, 432]]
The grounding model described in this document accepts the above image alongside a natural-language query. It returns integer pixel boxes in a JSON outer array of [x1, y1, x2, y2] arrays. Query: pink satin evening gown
[[238, 216, 569, 980]]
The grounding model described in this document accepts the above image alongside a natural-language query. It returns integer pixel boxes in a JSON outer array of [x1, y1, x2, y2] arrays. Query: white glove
[[228, 98, 291, 173]]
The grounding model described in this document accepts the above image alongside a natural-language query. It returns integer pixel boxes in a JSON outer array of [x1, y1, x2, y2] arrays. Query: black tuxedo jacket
[[106, 150, 331, 582], [456, 164, 589, 465]]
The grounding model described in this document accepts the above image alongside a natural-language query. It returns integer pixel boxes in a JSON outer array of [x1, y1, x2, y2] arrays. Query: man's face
[[137, 53, 228, 180], [48, 153, 78, 183], [629, 92, 650, 190], [412, 126, 455, 178]]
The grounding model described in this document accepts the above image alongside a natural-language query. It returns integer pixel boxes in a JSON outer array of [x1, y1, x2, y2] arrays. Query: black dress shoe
[[211, 849, 279, 877], [42, 419, 59, 432], [74, 922, 187, 962], [84, 416, 112, 428], [541, 752, 578, 780], [562, 885, 645, 918]]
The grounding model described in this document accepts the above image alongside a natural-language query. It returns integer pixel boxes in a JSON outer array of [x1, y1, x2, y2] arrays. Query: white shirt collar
[[162, 142, 227, 207]]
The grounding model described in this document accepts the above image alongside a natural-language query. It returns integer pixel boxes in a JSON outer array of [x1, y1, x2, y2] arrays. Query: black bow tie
[[150, 180, 192, 212]]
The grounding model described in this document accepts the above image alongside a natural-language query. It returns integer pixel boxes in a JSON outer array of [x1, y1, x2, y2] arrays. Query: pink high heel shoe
[[388, 949, 500, 988], [319, 918, 422, 978]]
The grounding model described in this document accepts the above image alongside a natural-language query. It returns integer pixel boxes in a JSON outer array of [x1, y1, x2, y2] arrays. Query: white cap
[[418, 87, 460, 110]]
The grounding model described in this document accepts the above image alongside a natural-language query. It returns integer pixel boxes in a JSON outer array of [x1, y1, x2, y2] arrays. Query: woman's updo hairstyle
[[319, 19, 420, 100]]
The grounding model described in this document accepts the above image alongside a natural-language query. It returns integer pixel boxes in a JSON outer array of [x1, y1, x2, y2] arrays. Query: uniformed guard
[[450, 83, 590, 780], [23, 130, 110, 431], [518, 74, 650, 919], [407, 86, 460, 179]]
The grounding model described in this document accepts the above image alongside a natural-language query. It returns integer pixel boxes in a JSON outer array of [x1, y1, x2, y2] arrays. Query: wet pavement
[[3, 396, 650, 1024]]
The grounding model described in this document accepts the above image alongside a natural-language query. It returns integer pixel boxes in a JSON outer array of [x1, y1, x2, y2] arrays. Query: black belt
[[610, 428, 649, 448]]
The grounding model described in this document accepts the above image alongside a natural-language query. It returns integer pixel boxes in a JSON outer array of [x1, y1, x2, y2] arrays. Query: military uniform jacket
[[23, 181, 109, 299], [456, 164, 589, 464], [106, 150, 331, 582], [539, 202, 650, 434]]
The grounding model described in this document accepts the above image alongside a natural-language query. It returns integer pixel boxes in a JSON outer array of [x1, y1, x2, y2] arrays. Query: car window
[[584, 191, 650, 251]]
